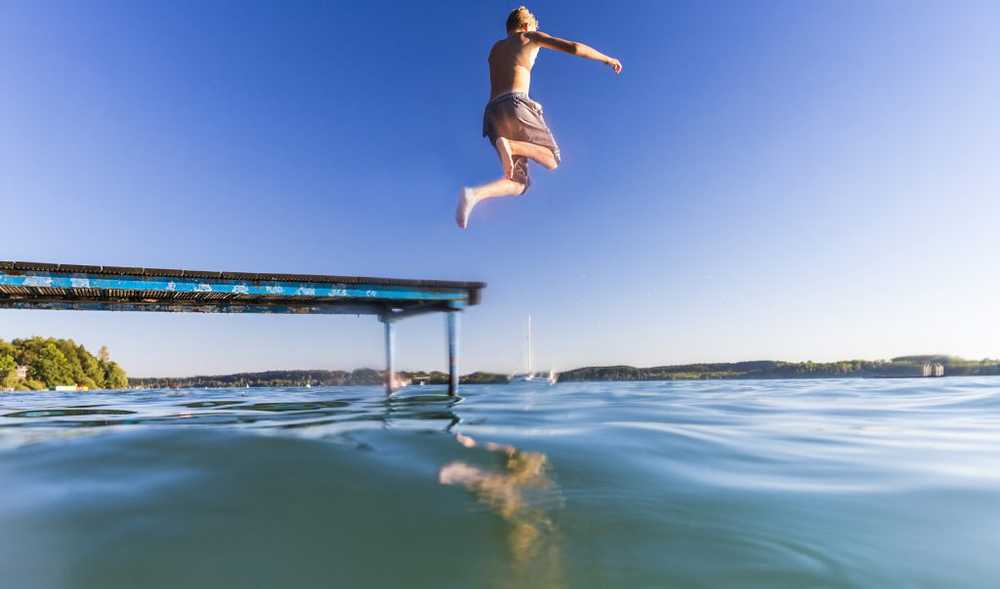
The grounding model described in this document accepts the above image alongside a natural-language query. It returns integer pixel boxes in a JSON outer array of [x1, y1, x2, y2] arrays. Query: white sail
[[526, 315, 534, 379], [510, 315, 536, 382], [528, 315, 535, 376], [510, 315, 557, 384]]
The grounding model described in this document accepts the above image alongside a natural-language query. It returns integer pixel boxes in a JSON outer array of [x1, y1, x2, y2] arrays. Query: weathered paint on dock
[[0, 262, 482, 315], [0, 261, 485, 396]]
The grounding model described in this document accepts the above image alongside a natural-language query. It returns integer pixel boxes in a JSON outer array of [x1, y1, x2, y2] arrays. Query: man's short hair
[[506, 6, 537, 33]]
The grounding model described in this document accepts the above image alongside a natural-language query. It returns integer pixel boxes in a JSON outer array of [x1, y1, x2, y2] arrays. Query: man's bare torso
[[489, 34, 540, 99]]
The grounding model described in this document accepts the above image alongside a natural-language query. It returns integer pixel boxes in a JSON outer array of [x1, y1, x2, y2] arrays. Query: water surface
[[2, 377, 999, 588]]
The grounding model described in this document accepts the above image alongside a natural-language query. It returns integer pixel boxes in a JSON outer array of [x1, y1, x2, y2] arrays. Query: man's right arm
[[526, 31, 622, 74]]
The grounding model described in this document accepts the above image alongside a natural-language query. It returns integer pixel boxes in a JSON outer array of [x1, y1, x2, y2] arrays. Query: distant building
[[52, 385, 90, 392], [15, 366, 28, 380], [922, 363, 945, 377]]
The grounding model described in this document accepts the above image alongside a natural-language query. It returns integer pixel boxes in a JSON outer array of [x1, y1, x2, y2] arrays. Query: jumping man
[[456, 6, 622, 229]]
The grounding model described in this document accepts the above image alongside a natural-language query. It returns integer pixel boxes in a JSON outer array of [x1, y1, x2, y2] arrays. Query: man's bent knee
[[546, 148, 561, 170]]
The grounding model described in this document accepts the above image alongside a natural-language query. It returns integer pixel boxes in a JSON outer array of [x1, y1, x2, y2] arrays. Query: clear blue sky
[[2, 1, 998, 377]]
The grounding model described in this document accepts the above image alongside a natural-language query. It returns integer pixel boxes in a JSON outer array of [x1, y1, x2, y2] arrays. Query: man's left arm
[[526, 31, 622, 74]]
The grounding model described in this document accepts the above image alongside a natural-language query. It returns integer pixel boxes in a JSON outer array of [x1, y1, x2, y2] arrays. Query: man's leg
[[508, 139, 559, 170], [496, 137, 558, 176], [456, 178, 525, 229]]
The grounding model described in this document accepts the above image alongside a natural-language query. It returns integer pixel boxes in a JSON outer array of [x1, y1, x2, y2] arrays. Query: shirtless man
[[456, 6, 622, 229]]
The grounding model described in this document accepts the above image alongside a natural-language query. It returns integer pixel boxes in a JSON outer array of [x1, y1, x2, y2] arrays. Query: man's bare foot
[[439, 461, 484, 486], [495, 137, 514, 180], [456, 187, 477, 229]]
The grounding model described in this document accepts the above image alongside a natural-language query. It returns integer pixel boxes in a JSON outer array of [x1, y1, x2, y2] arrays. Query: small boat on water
[[509, 315, 557, 385]]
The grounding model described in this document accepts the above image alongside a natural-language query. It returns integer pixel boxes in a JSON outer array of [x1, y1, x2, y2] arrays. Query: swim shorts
[[482, 92, 561, 194]]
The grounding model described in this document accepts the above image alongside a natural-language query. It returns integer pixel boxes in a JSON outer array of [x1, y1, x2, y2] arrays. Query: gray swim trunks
[[482, 92, 561, 194]]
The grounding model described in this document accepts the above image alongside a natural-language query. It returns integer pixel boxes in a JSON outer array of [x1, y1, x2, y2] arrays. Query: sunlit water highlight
[[2, 377, 999, 588]]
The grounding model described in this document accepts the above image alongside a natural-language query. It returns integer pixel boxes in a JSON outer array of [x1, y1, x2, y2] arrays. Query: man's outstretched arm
[[526, 31, 622, 73]]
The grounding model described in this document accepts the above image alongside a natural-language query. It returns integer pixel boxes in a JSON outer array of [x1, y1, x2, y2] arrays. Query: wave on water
[[1, 378, 1000, 588]]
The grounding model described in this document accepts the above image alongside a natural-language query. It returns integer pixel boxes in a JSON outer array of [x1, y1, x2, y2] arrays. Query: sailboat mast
[[527, 315, 533, 375]]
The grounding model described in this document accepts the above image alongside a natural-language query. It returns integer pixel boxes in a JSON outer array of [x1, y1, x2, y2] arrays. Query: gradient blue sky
[[2, 1, 998, 377]]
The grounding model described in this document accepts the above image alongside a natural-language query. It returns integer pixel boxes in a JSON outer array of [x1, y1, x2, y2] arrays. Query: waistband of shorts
[[488, 91, 530, 105]]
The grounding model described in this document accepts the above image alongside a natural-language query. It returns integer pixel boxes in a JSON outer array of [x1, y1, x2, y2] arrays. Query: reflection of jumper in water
[[439, 433, 565, 586], [440, 433, 551, 518], [456, 6, 622, 229]]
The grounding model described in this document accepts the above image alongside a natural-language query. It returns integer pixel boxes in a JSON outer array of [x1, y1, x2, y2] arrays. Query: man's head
[[506, 6, 538, 34]]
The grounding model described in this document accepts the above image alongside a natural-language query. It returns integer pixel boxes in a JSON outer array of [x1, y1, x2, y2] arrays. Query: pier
[[0, 262, 485, 396]]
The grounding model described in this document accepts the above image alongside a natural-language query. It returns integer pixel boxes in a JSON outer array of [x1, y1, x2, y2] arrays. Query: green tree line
[[0, 337, 128, 391], [558, 356, 1000, 382], [129, 369, 511, 388]]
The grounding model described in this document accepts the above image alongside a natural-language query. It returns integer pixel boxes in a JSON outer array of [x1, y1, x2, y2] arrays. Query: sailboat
[[509, 315, 538, 382]]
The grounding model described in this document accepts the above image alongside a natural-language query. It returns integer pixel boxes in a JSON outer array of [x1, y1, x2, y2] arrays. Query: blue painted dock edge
[[0, 262, 485, 396]]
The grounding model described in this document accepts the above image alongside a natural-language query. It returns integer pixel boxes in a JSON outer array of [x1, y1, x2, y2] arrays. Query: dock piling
[[382, 316, 396, 396], [447, 311, 459, 396]]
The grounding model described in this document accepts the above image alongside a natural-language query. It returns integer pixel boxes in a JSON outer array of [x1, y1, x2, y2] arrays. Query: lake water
[[1, 377, 999, 588]]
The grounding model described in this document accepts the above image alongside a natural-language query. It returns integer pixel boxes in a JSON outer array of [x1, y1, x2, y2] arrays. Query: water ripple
[[1, 378, 1000, 587]]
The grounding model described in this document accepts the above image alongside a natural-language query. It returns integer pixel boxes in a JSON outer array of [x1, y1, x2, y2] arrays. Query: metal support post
[[382, 317, 396, 396], [447, 310, 460, 396]]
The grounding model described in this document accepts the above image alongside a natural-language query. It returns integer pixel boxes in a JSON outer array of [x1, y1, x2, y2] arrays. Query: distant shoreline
[[130, 356, 1000, 389]]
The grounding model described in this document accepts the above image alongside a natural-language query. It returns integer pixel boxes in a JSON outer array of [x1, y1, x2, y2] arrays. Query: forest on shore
[[130, 369, 510, 389], [9, 347, 994, 391], [556, 356, 1000, 382], [0, 338, 128, 391], [128, 355, 1000, 389]]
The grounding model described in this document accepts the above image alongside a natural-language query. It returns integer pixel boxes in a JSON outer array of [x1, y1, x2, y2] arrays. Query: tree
[[103, 362, 128, 389], [0, 337, 126, 391], [80, 348, 104, 388], [30, 343, 73, 386], [0, 354, 14, 377], [0, 354, 16, 389]]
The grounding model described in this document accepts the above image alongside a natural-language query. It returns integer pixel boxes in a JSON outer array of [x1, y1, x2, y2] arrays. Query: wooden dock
[[0, 261, 485, 395]]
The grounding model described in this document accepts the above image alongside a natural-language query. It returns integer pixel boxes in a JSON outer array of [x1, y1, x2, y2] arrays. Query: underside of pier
[[0, 261, 485, 396]]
